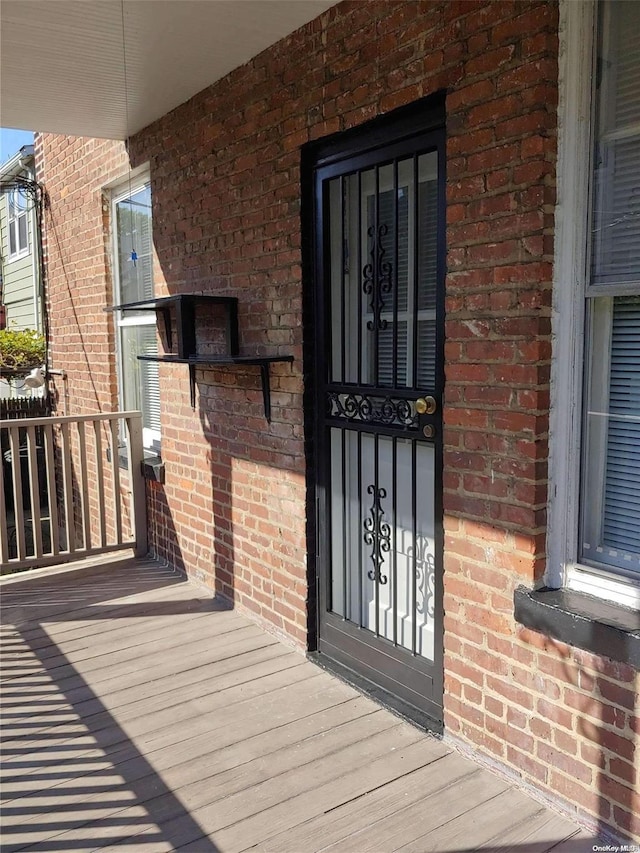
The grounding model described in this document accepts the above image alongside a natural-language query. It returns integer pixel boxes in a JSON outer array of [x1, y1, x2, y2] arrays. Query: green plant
[[0, 328, 46, 379]]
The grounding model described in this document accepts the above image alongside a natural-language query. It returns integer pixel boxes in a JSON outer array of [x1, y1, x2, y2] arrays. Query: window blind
[[581, 0, 640, 575], [369, 179, 437, 389], [417, 181, 438, 389], [591, 1, 640, 287], [137, 325, 161, 435], [370, 188, 409, 387], [602, 296, 640, 554], [114, 181, 160, 448]]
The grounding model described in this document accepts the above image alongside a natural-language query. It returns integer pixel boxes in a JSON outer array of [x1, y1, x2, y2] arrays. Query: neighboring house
[[0, 144, 43, 398], [29, 0, 639, 844], [0, 145, 41, 332]]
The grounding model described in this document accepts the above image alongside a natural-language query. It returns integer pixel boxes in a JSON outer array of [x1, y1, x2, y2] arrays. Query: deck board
[[254, 753, 482, 852], [0, 555, 594, 852], [2, 634, 301, 746]]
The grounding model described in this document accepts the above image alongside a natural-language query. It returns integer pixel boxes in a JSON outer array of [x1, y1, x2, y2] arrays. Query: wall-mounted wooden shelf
[[107, 294, 239, 358], [108, 294, 293, 421]]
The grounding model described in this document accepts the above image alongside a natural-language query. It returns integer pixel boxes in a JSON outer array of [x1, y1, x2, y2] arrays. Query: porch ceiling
[[0, 0, 336, 140]]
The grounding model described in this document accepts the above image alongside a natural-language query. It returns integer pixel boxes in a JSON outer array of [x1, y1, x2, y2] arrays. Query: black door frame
[[302, 92, 446, 733]]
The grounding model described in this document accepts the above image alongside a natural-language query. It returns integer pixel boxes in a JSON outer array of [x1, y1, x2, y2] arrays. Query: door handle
[[415, 396, 437, 415]]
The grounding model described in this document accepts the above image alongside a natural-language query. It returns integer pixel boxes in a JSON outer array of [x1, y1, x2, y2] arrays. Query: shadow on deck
[[0, 554, 594, 852]]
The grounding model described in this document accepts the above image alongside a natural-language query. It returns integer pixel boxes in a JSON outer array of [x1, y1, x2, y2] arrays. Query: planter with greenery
[[0, 328, 46, 380]]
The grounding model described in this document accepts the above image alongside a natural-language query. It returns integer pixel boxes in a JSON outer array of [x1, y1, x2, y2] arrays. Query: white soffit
[[0, 0, 336, 139]]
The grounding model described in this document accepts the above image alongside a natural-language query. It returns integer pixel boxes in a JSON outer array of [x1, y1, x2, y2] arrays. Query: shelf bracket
[[260, 362, 272, 423], [185, 360, 273, 420], [189, 364, 196, 409]]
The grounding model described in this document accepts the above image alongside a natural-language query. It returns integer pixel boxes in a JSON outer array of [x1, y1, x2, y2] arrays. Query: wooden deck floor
[[0, 555, 594, 853]]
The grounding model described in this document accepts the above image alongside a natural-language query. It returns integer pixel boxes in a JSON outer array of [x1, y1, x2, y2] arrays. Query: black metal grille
[[326, 392, 417, 428], [307, 98, 446, 729]]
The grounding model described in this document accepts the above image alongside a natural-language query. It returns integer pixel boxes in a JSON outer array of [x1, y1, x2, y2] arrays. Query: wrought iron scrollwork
[[327, 392, 417, 428], [410, 538, 436, 618], [363, 485, 391, 585], [362, 224, 393, 331]]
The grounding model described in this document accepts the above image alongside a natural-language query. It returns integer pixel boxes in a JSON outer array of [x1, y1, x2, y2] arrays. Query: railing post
[[93, 419, 106, 548], [0, 445, 8, 565], [26, 425, 43, 559], [43, 423, 60, 556], [125, 414, 147, 558], [9, 426, 26, 560], [60, 422, 75, 554]]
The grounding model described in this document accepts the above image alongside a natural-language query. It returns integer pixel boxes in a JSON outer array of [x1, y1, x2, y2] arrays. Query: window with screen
[[579, 0, 640, 577], [112, 179, 161, 452]]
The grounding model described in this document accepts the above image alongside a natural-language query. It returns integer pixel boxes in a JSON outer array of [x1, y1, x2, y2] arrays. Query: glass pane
[[592, 136, 640, 287], [580, 296, 640, 573], [416, 152, 438, 389], [329, 428, 435, 661], [8, 188, 27, 219], [360, 161, 410, 387], [416, 318, 436, 388], [372, 163, 407, 387], [414, 441, 436, 659], [328, 177, 344, 384], [9, 223, 17, 256], [119, 324, 160, 437], [116, 185, 154, 304], [417, 155, 438, 312], [18, 215, 28, 252], [590, 1, 640, 287], [327, 153, 439, 390], [14, 188, 27, 213]]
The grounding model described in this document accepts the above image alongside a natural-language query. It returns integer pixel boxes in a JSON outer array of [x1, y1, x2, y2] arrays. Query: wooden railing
[[0, 396, 51, 420], [0, 411, 147, 573]]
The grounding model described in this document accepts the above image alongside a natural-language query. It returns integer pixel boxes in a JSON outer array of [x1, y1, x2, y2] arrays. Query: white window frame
[[6, 188, 30, 261], [547, 0, 640, 609], [110, 172, 161, 453]]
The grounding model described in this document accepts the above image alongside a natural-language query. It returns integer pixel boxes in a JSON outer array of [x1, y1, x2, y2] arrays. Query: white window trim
[[6, 191, 30, 262], [547, 0, 640, 609], [110, 171, 161, 453]]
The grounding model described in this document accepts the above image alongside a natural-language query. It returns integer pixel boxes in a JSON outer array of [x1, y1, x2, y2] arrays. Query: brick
[[599, 775, 640, 816], [609, 757, 638, 786], [613, 805, 640, 840], [580, 741, 607, 770], [536, 743, 593, 785], [487, 675, 535, 711], [553, 728, 577, 756], [597, 677, 638, 712], [577, 717, 636, 763], [549, 772, 607, 820], [506, 746, 548, 783], [448, 79, 496, 112], [537, 698, 574, 731], [464, 46, 516, 78], [530, 717, 551, 740], [485, 695, 504, 719]]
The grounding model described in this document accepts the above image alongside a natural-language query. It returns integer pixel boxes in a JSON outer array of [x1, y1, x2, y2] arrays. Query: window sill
[[514, 586, 640, 668], [113, 448, 165, 484], [6, 249, 31, 264], [142, 453, 164, 483]]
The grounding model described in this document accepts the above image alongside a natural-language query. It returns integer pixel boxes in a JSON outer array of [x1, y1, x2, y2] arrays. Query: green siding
[[1, 194, 38, 331]]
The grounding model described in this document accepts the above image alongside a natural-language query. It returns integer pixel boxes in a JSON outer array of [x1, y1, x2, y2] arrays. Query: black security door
[[308, 102, 446, 731]]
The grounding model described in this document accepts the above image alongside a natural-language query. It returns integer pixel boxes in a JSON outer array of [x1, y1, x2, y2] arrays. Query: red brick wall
[[35, 134, 145, 546], [37, 0, 638, 841], [36, 134, 127, 415]]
